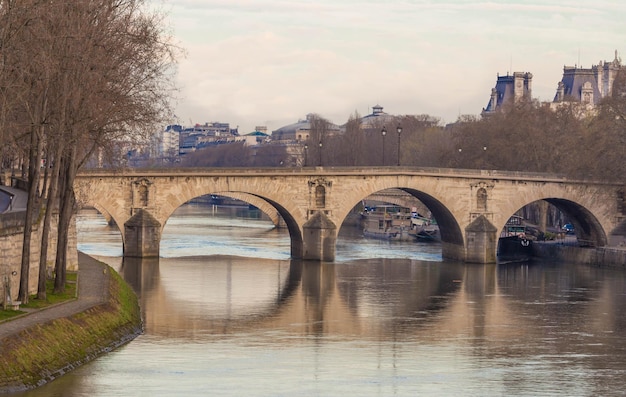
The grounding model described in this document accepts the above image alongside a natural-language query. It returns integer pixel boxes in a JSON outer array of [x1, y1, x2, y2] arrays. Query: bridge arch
[[365, 189, 429, 213], [90, 203, 116, 226], [332, 182, 466, 262], [492, 193, 611, 249], [241, 193, 304, 258], [76, 199, 127, 243], [212, 192, 282, 227], [156, 186, 304, 259], [401, 187, 465, 248], [544, 198, 607, 246]]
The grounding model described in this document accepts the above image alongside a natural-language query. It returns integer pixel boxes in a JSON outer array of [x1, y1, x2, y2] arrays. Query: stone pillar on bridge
[[302, 211, 337, 261], [124, 209, 161, 258], [465, 215, 498, 263]]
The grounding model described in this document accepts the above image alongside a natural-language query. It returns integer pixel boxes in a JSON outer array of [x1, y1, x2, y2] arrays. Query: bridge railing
[[75, 166, 616, 185]]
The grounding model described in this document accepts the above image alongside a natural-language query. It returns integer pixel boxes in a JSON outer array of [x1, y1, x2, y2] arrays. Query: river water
[[13, 203, 626, 396]]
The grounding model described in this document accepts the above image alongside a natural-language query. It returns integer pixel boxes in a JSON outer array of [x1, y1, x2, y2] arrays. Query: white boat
[[362, 205, 420, 241]]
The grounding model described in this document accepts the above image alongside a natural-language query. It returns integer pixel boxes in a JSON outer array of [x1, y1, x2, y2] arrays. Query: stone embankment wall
[[0, 265, 142, 393], [533, 244, 626, 268], [0, 211, 77, 305]]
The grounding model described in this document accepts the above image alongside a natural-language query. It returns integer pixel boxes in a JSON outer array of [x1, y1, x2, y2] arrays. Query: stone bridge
[[73, 167, 626, 263]]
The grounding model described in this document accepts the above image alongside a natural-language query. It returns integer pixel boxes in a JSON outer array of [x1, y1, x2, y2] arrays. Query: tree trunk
[[37, 144, 61, 299], [53, 146, 77, 294], [18, 124, 44, 304]]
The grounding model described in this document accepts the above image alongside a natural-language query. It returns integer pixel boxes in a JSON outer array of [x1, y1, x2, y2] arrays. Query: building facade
[[552, 51, 623, 109], [482, 72, 533, 116], [272, 114, 341, 142]]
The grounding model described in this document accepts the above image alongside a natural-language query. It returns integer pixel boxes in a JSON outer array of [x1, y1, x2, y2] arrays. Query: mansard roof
[[553, 51, 623, 105], [555, 67, 600, 103], [482, 72, 533, 115]]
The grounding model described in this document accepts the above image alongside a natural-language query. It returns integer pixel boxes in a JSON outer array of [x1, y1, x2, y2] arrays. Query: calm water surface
[[14, 204, 626, 396]]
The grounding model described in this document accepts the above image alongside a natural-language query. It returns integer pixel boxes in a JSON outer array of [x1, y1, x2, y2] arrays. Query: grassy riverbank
[[0, 264, 142, 393]]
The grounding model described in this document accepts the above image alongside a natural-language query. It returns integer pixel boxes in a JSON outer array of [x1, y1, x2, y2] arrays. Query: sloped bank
[[0, 265, 142, 393]]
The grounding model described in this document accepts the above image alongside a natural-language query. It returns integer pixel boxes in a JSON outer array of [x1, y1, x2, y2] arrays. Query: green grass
[[0, 310, 23, 321], [0, 273, 77, 319], [0, 263, 142, 390]]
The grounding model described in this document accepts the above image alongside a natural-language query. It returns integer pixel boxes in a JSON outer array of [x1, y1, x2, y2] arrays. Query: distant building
[[482, 72, 533, 116], [551, 50, 623, 110], [359, 104, 395, 128], [178, 121, 239, 155], [150, 124, 181, 160], [184, 121, 237, 137], [243, 129, 271, 146], [272, 114, 341, 142]]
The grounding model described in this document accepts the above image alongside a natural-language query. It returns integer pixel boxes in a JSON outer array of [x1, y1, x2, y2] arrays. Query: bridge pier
[[124, 209, 161, 258], [302, 211, 337, 261], [465, 215, 498, 263]]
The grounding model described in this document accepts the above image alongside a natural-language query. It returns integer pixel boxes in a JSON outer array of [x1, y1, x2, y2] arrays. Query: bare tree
[[0, 0, 58, 303], [395, 114, 442, 167], [584, 69, 626, 182], [182, 142, 253, 167], [339, 111, 364, 166], [252, 144, 288, 167], [0, 0, 177, 296], [53, 0, 176, 293], [307, 114, 333, 166], [443, 98, 590, 174]]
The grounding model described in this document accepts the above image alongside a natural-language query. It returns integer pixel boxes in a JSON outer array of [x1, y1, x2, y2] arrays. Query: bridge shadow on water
[[119, 255, 481, 339]]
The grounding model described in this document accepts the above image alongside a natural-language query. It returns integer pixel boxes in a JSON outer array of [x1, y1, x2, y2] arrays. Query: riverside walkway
[[0, 252, 110, 339]]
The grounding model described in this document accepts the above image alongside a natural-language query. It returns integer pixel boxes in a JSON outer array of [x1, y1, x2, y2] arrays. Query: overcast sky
[[160, 0, 626, 133]]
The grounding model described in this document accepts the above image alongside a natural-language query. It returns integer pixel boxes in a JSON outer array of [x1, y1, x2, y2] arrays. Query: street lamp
[[482, 146, 487, 168], [381, 126, 387, 165], [318, 140, 323, 166], [396, 125, 402, 166], [304, 143, 308, 167]]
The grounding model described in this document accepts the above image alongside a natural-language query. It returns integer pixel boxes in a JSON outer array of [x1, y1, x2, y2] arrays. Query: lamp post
[[381, 126, 387, 165], [396, 125, 402, 166], [318, 140, 322, 166], [304, 143, 308, 167], [482, 146, 487, 168]]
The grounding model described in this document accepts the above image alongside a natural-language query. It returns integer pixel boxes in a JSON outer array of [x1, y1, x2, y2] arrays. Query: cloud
[[163, 0, 626, 132]]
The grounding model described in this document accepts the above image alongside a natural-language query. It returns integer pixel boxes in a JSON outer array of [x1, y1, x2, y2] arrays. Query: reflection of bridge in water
[[120, 257, 626, 351]]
